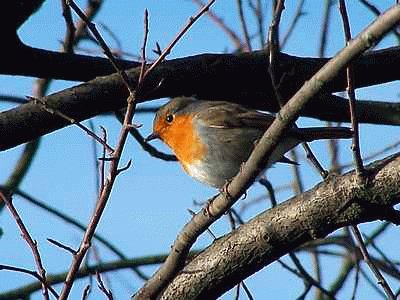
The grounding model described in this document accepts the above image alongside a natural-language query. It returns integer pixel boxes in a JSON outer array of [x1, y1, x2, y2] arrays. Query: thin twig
[[338, 0, 365, 178], [82, 284, 91, 300], [289, 149, 304, 194], [30, 96, 114, 153], [241, 280, 255, 300], [0, 192, 51, 299], [60, 0, 76, 53], [234, 282, 240, 300], [269, 0, 328, 178], [281, 0, 306, 49], [268, 0, 285, 107], [90, 243, 113, 293], [88, 120, 101, 195], [272, 0, 327, 178], [350, 226, 395, 299], [319, 0, 335, 57], [301, 142, 329, 178], [289, 150, 323, 300], [341, 140, 400, 170], [359, 267, 387, 298], [238, 184, 291, 213], [99, 126, 107, 194], [258, 177, 277, 207], [0, 252, 200, 299], [0, 264, 58, 298], [236, 0, 252, 51], [58, 4, 150, 299], [350, 259, 360, 300], [365, 234, 400, 278], [66, 0, 134, 94], [137, 5, 400, 299], [328, 223, 392, 296], [248, 0, 265, 48], [7, 187, 149, 279], [192, 0, 242, 48], [278, 256, 334, 299], [143, 0, 216, 78], [319, 1, 340, 175], [359, 0, 400, 43], [188, 209, 217, 240], [96, 271, 114, 300], [47, 238, 77, 255], [288, 253, 334, 299], [115, 110, 177, 161]]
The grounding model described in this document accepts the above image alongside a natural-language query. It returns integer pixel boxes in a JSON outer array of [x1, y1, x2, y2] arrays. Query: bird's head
[[145, 97, 196, 144]]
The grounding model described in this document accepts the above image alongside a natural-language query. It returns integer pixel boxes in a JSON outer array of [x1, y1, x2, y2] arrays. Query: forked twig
[[60, 1, 217, 299], [350, 226, 395, 299], [96, 271, 114, 300], [0, 264, 58, 298], [29, 96, 114, 153], [268, 0, 328, 178], [66, 0, 133, 94], [143, 0, 216, 78], [57, 3, 149, 299], [0, 192, 53, 299]]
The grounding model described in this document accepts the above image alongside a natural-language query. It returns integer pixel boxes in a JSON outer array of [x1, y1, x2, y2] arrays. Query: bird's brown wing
[[195, 102, 275, 130]]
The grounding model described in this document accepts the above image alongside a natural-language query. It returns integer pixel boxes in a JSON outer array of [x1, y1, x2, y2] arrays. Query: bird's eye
[[165, 114, 174, 123]]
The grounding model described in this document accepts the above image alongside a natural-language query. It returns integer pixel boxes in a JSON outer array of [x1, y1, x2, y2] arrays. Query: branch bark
[[1, 47, 400, 151], [160, 153, 400, 299]]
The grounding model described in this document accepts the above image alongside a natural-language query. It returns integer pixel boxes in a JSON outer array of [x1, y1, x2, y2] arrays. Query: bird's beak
[[145, 131, 160, 142]]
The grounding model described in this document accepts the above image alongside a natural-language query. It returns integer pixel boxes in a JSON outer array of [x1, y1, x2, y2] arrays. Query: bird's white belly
[[183, 160, 215, 187]]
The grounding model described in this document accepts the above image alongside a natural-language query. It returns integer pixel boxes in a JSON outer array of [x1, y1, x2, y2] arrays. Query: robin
[[146, 97, 353, 188]]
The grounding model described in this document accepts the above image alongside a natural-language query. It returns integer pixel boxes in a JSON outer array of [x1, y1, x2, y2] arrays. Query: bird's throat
[[160, 115, 207, 168]]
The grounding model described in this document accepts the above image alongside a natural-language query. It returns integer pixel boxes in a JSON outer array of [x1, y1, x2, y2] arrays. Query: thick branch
[[3, 1, 45, 32], [0, 40, 139, 81], [1, 47, 400, 151], [160, 153, 400, 299]]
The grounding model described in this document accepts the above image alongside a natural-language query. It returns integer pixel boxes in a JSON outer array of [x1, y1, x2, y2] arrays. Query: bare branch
[[161, 153, 400, 298], [0, 192, 51, 299], [350, 226, 395, 299], [0, 264, 58, 298], [137, 6, 400, 298], [236, 0, 252, 51], [338, 0, 364, 177]]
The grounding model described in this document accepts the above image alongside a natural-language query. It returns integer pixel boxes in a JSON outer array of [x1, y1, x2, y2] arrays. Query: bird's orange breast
[[158, 115, 207, 171]]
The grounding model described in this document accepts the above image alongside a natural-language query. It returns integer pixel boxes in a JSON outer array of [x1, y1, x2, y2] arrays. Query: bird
[[146, 97, 353, 188]]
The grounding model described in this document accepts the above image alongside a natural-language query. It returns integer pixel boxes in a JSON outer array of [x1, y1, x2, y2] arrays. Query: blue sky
[[1, 1, 399, 299]]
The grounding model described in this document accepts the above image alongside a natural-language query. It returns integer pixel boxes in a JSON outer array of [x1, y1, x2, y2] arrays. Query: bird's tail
[[295, 127, 353, 142]]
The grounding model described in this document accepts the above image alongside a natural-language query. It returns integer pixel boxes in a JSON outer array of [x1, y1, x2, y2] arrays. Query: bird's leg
[[203, 194, 218, 218], [221, 179, 233, 202], [203, 179, 234, 218]]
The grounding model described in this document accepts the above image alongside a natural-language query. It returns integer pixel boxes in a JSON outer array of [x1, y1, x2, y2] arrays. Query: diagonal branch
[[160, 153, 400, 298], [135, 5, 400, 299]]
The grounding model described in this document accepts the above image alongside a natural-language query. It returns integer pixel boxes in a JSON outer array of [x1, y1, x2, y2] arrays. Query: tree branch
[[1, 48, 400, 151], [160, 153, 400, 299]]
